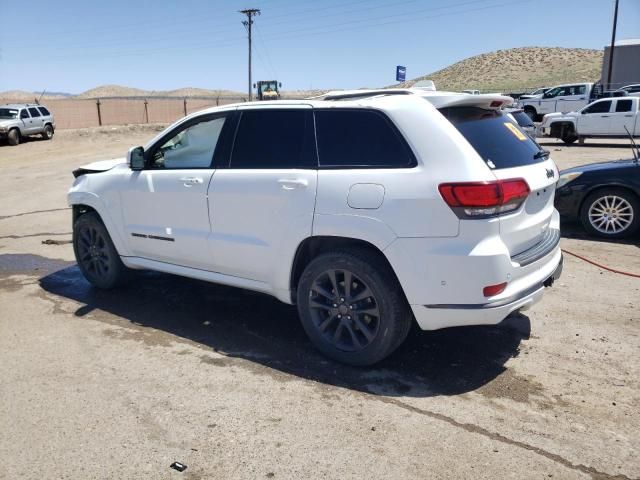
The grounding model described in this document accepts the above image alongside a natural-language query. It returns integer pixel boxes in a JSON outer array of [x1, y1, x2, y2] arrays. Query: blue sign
[[396, 65, 406, 82]]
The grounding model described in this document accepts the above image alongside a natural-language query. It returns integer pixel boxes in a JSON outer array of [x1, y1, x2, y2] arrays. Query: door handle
[[180, 177, 203, 186], [624, 115, 633, 117], [601, 115, 610, 118], [278, 178, 308, 190]]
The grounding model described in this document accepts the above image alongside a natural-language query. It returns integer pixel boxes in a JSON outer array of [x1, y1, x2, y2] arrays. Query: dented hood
[[73, 157, 126, 178]]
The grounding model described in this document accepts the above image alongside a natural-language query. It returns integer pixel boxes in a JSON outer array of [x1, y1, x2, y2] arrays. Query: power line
[[4, 0, 536, 63]]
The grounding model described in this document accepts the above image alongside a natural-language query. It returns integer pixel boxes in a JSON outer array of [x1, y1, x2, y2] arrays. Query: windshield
[[260, 82, 278, 93], [439, 106, 545, 170], [0, 108, 18, 119]]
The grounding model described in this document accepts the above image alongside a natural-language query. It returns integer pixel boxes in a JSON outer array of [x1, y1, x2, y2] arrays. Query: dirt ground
[[0, 126, 638, 480]]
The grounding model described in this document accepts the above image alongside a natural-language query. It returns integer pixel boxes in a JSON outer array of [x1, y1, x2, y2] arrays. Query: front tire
[[580, 188, 639, 239], [296, 249, 412, 366], [523, 107, 537, 122], [7, 128, 20, 146], [561, 133, 578, 145], [41, 124, 54, 140], [73, 212, 130, 289]]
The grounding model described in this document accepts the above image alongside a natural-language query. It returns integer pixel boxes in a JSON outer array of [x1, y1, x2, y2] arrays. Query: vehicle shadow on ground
[[0, 136, 49, 147], [37, 262, 530, 398]]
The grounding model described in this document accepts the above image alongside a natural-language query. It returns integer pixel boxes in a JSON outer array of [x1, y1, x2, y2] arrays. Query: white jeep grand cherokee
[[68, 91, 562, 365]]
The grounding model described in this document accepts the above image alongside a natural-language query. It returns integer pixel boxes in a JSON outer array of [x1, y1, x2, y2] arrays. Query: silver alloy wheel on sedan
[[588, 195, 634, 235]]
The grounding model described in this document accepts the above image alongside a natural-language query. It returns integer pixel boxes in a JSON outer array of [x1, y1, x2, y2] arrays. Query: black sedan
[[555, 158, 640, 238]]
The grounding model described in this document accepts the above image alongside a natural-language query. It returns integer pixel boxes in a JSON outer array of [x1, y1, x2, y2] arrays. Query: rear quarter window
[[314, 109, 416, 168], [38, 106, 51, 116], [439, 107, 544, 170]]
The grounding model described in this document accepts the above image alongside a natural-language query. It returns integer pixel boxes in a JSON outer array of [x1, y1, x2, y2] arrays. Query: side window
[[544, 88, 561, 98], [575, 85, 586, 95], [28, 107, 41, 117], [20, 109, 30, 119], [38, 106, 51, 116], [151, 116, 226, 169], [583, 101, 611, 114], [615, 100, 633, 113], [315, 110, 416, 168], [230, 109, 312, 169]]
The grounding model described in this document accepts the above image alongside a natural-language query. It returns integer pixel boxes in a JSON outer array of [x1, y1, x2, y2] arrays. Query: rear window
[[439, 107, 544, 170], [510, 111, 534, 127]]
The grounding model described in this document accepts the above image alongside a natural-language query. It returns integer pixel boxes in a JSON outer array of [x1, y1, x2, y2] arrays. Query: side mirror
[[253, 83, 257, 88], [279, 82, 282, 88], [128, 146, 145, 170]]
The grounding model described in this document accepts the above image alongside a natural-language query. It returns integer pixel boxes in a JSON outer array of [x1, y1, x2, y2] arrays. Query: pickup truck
[[518, 83, 595, 121], [538, 96, 639, 144]]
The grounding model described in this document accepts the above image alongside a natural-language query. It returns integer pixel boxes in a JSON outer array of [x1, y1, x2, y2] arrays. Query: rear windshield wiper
[[534, 149, 550, 160]]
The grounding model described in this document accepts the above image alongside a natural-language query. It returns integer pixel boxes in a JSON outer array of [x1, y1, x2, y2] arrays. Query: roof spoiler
[[424, 94, 515, 109], [320, 89, 413, 101]]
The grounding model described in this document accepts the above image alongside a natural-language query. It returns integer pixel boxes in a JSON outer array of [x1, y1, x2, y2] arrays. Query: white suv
[[68, 92, 563, 365]]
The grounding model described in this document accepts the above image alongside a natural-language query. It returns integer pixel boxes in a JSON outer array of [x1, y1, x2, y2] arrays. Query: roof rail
[[323, 89, 412, 101]]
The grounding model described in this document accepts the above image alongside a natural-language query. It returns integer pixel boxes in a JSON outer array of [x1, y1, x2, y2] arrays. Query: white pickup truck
[[538, 96, 639, 144], [518, 82, 595, 121]]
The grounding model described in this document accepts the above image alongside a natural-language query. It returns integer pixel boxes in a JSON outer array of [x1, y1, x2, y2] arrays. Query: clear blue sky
[[0, 0, 638, 94]]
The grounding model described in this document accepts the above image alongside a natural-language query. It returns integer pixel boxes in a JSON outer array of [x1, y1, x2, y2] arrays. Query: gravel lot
[[0, 126, 638, 479]]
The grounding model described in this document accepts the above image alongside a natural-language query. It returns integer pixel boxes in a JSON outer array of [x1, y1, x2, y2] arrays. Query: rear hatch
[[439, 105, 558, 257]]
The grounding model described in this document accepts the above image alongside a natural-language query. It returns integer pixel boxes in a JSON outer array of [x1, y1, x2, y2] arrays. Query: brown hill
[[393, 47, 603, 92], [75, 85, 244, 99]]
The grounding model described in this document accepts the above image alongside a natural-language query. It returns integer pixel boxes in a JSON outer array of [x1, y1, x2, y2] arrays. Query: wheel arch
[[549, 121, 576, 139], [69, 194, 130, 256], [289, 236, 401, 304]]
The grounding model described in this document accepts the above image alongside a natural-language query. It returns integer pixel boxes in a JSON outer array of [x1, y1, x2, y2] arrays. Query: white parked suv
[[68, 92, 563, 365]]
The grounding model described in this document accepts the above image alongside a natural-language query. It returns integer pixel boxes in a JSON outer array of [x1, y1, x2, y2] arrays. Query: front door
[[556, 85, 587, 112], [577, 99, 612, 135], [207, 106, 317, 286], [19, 109, 34, 134], [120, 113, 231, 270]]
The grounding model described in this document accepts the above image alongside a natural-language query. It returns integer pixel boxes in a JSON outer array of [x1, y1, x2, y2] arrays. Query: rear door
[[440, 107, 558, 256], [609, 99, 637, 135], [207, 106, 317, 283], [576, 100, 612, 135], [27, 107, 44, 133]]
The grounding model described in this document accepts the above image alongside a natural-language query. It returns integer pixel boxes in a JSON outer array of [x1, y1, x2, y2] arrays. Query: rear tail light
[[483, 282, 507, 297], [438, 178, 530, 218]]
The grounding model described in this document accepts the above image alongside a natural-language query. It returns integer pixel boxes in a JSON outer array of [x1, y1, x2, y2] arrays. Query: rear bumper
[[412, 253, 563, 330]]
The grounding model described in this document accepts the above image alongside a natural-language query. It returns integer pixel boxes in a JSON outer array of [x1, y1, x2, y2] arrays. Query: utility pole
[[606, 0, 619, 90], [240, 8, 260, 101]]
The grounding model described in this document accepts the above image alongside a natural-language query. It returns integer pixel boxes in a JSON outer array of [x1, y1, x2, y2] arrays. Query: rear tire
[[296, 248, 412, 366], [73, 212, 130, 289], [580, 188, 639, 239], [41, 124, 54, 140], [7, 128, 20, 146]]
